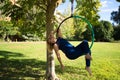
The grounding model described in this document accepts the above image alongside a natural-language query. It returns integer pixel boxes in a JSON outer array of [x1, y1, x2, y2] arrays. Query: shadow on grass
[[55, 65, 87, 76], [0, 50, 46, 80]]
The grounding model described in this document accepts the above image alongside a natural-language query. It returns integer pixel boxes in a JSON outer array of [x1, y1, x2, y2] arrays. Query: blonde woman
[[47, 29, 92, 75]]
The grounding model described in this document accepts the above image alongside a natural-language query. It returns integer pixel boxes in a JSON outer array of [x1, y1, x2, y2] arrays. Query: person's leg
[[85, 52, 92, 76], [76, 40, 90, 53], [75, 40, 92, 75], [85, 66, 92, 76], [85, 53, 92, 60], [76, 40, 92, 59]]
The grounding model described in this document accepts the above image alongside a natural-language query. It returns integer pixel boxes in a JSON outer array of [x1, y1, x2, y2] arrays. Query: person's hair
[[47, 32, 55, 52]]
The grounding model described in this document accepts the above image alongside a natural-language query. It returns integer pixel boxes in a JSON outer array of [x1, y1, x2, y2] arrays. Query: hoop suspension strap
[[71, 0, 74, 16]]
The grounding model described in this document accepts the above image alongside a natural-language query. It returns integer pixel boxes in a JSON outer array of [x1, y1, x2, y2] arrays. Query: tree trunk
[[45, 0, 62, 80]]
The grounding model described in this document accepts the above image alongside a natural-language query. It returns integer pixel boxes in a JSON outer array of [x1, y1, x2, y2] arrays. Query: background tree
[[94, 20, 114, 42], [74, 0, 100, 40], [111, 6, 120, 25], [111, 4, 120, 40], [113, 25, 120, 40], [116, 0, 120, 2], [82, 26, 92, 41], [0, 20, 19, 41], [0, 0, 46, 41], [76, 0, 100, 24]]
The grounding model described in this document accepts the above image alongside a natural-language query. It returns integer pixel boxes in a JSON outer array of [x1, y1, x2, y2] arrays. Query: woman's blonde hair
[[47, 31, 55, 53]]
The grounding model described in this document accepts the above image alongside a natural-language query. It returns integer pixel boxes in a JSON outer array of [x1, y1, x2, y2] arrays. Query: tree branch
[[9, 0, 21, 8], [35, 1, 47, 12]]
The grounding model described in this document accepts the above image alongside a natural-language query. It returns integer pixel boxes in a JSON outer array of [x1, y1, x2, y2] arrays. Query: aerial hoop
[[57, 15, 95, 49]]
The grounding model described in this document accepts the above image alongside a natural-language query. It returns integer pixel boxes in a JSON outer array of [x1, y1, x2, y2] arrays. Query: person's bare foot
[[85, 67, 92, 76], [85, 53, 92, 60]]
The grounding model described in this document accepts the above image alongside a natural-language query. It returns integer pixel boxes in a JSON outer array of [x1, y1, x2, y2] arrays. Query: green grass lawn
[[0, 42, 120, 80]]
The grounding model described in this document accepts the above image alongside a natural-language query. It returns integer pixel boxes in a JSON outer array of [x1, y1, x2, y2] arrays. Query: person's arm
[[53, 29, 63, 38], [53, 44, 64, 70], [57, 29, 63, 38]]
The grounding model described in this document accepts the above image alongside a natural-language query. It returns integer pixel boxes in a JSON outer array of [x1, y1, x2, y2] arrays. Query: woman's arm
[[57, 29, 63, 38], [53, 44, 64, 70], [53, 29, 63, 38]]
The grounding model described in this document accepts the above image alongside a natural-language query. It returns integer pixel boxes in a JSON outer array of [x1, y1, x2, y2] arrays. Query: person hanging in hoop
[[47, 29, 92, 76]]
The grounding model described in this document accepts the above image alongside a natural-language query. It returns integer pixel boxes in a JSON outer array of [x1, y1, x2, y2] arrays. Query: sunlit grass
[[0, 42, 120, 80]]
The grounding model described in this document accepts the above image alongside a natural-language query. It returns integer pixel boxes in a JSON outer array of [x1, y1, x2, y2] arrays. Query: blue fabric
[[56, 37, 91, 67]]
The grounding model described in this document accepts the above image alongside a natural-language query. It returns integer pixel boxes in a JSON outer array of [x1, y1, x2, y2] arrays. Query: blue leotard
[[56, 37, 91, 67], [56, 37, 90, 59]]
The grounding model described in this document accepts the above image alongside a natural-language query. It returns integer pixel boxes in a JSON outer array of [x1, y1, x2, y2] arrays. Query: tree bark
[[46, 0, 62, 80]]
